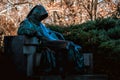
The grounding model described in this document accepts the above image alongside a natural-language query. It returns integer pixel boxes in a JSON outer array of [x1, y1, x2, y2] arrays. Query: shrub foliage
[[48, 17, 120, 80], [48, 17, 120, 57]]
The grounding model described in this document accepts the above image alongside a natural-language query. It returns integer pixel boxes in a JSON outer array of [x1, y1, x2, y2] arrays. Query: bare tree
[[0, 0, 33, 35], [80, 0, 98, 20], [116, 2, 120, 16]]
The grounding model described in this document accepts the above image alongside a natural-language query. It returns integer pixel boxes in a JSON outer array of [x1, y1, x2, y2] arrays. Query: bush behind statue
[[48, 17, 120, 80]]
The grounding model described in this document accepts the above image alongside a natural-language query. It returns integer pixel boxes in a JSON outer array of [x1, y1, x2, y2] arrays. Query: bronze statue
[[17, 4, 84, 74]]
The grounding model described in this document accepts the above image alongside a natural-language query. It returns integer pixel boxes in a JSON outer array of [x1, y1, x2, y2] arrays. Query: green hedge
[[47, 17, 120, 79], [47, 17, 120, 56]]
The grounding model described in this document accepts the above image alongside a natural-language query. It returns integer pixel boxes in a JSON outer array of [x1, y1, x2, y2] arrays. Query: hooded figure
[[17, 4, 84, 74], [17, 4, 58, 40]]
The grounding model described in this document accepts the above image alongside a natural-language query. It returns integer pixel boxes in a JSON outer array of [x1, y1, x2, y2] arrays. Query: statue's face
[[39, 14, 48, 21]]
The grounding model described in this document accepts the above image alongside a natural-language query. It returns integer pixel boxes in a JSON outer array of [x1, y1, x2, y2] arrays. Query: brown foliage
[[0, 0, 119, 47]]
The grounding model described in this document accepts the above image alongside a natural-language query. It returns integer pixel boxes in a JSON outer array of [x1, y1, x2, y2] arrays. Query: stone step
[[65, 75, 107, 80], [30, 74, 107, 80]]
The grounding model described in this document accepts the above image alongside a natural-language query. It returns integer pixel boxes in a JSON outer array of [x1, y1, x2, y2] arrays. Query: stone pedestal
[[83, 53, 93, 73], [35, 53, 42, 67], [30, 75, 108, 80], [4, 36, 84, 77], [4, 35, 39, 77]]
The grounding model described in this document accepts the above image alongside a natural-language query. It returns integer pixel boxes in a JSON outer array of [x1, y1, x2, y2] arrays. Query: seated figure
[[17, 4, 84, 74]]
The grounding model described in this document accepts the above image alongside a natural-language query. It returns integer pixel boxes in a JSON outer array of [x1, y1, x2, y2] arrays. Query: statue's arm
[[52, 31, 65, 40], [48, 29, 65, 40]]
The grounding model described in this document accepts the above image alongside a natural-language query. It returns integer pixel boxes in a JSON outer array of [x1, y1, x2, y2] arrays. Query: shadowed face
[[27, 4, 48, 21]]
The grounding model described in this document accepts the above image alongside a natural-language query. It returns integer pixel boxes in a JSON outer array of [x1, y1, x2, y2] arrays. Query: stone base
[[30, 74, 107, 80]]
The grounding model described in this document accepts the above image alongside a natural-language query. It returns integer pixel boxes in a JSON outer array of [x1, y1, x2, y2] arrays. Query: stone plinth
[[4, 35, 39, 77]]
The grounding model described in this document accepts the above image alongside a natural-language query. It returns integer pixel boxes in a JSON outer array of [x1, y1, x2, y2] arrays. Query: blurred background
[[0, 0, 120, 80], [0, 0, 119, 36]]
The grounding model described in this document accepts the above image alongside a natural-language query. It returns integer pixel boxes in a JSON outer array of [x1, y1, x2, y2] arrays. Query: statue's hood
[[27, 4, 48, 22]]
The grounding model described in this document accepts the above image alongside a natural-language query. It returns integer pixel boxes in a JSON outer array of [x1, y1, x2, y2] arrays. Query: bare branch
[[7, 0, 14, 5], [81, 1, 92, 17], [13, 1, 33, 6]]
